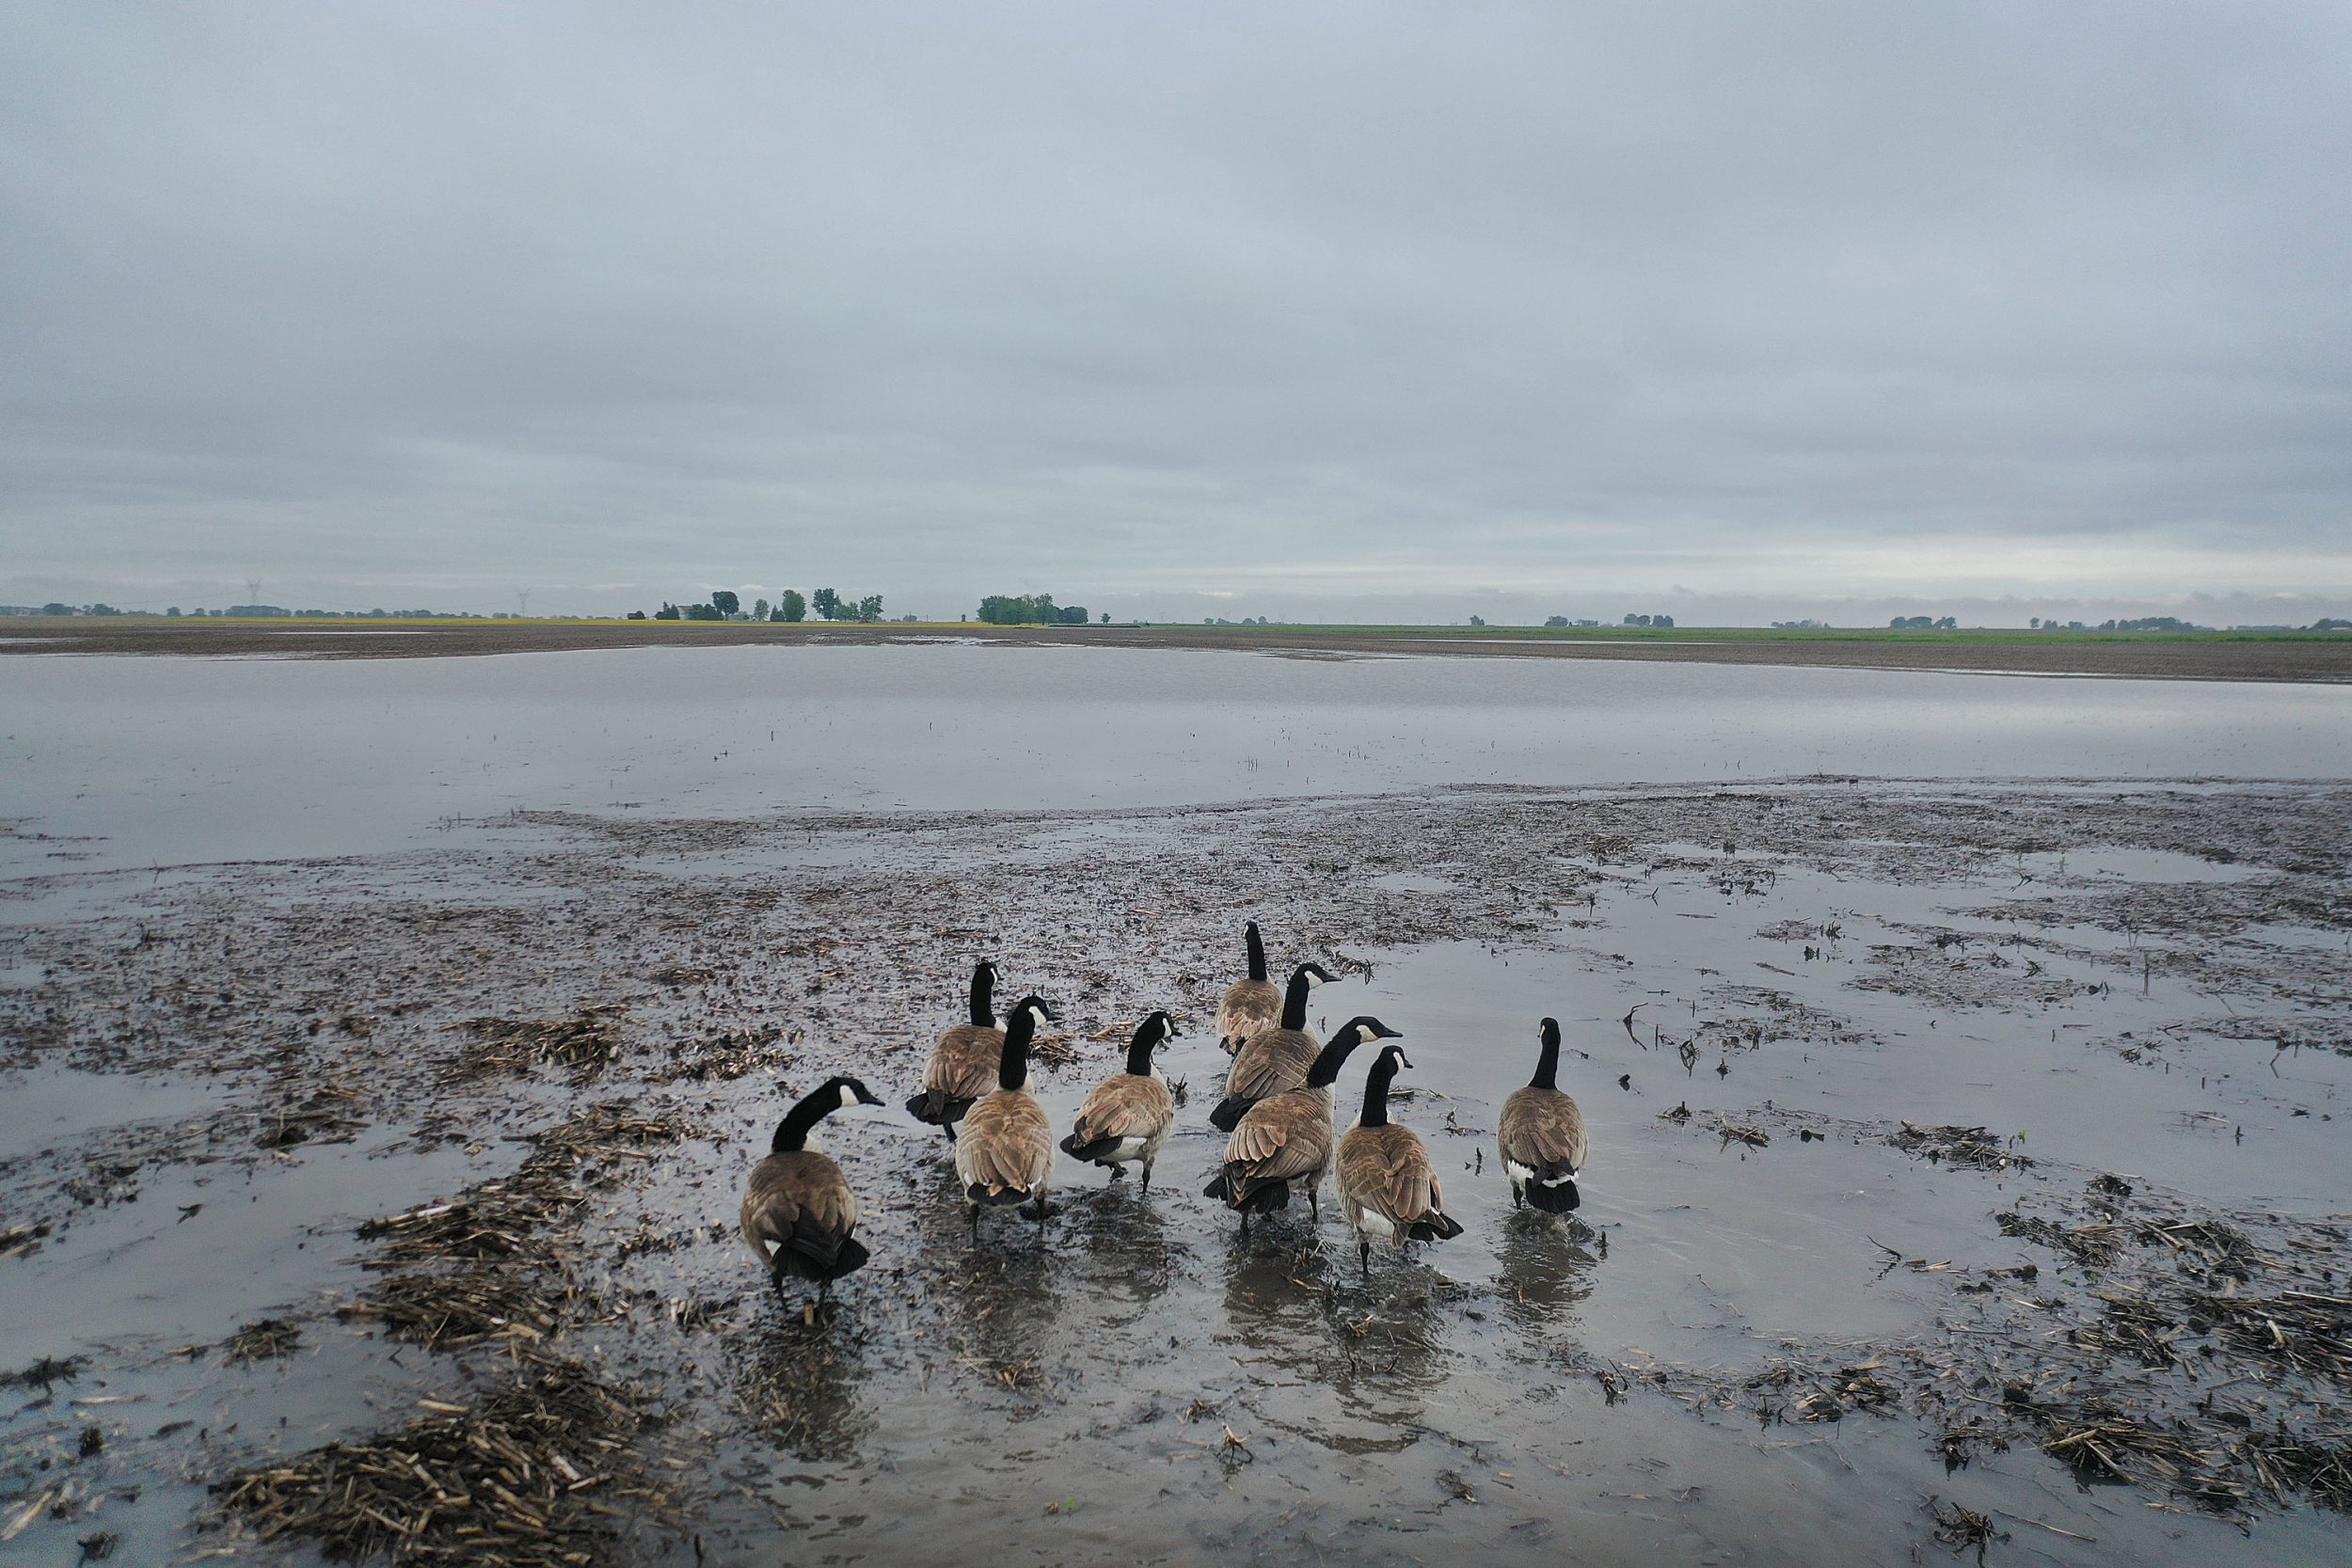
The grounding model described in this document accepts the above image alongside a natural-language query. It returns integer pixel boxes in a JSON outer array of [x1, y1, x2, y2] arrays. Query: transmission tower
[[245, 578, 262, 607]]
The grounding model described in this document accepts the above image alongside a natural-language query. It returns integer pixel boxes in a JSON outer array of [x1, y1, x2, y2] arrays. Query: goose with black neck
[[1209, 961, 1337, 1132], [1205, 1015, 1400, 1235], [907, 958, 1003, 1140], [740, 1074, 886, 1318], [1337, 1043, 1464, 1275], [955, 995, 1060, 1237], [1059, 1010, 1179, 1192], [1214, 921, 1281, 1056], [1498, 1016, 1588, 1213]]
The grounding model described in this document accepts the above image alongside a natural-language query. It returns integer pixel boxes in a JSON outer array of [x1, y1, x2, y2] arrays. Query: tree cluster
[[978, 594, 1089, 626], [643, 586, 874, 623], [811, 589, 883, 622], [1889, 615, 1959, 629]]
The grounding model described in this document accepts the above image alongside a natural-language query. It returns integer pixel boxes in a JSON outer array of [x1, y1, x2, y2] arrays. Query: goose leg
[[1239, 1209, 1251, 1239], [1359, 1239, 1371, 1278], [1308, 1184, 1320, 1223], [1140, 1160, 1153, 1196]]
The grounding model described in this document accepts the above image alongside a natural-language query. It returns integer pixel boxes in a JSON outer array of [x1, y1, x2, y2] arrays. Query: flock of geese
[[740, 922, 1591, 1308]]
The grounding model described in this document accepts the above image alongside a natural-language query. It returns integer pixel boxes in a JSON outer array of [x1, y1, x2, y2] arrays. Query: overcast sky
[[5, 3, 2349, 623]]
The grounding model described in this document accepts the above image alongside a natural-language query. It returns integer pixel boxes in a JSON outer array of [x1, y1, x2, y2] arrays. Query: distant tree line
[[636, 587, 879, 623], [1890, 615, 1959, 629], [978, 594, 1095, 626]]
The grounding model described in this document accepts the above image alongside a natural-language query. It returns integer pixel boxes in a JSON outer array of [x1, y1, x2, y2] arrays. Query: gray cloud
[[5, 3, 2348, 618]]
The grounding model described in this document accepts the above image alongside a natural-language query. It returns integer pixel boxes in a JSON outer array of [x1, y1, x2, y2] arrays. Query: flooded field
[[3, 645, 2350, 1566]]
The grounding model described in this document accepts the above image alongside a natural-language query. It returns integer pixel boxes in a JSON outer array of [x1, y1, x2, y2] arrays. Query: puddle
[[0, 1069, 233, 1164]]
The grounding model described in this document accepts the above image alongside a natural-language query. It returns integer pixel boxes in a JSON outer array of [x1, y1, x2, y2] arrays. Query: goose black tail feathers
[[1526, 1179, 1582, 1213], [1059, 1132, 1120, 1162], [773, 1232, 871, 1284], [965, 1182, 1035, 1207], [1207, 1098, 1251, 1133], [906, 1089, 972, 1127], [1407, 1212, 1465, 1242], [1202, 1168, 1290, 1212]]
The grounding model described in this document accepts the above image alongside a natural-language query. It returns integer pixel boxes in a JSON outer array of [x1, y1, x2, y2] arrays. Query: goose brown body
[[1336, 1045, 1463, 1272], [954, 996, 1059, 1222], [739, 1148, 865, 1280], [1209, 962, 1334, 1132], [908, 960, 1002, 1133], [1206, 1017, 1399, 1230], [1499, 1019, 1588, 1212], [1336, 1125, 1451, 1248], [956, 1091, 1054, 1203], [1213, 1027, 1318, 1126], [917, 1023, 1003, 1110], [1060, 1011, 1179, 1191], [1215, 920, 1280, 1054], [739, 1075, 883, 1299], [1214, 980, 1280, 1056]]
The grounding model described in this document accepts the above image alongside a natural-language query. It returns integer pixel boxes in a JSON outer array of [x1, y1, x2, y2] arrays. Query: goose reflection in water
[[1494, 1209, 1601, 1336]]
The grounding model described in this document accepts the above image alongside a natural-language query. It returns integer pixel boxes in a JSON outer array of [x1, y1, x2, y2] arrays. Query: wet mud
[[3, 780, 2350, 1565]]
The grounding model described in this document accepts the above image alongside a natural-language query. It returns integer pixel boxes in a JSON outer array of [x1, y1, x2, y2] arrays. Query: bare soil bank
[[8, 616, 2351, 682], [5, 780, 2351, 1565]]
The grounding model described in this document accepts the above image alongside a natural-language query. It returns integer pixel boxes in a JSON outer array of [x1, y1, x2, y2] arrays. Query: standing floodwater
[[2, 644, 2348, 1568]]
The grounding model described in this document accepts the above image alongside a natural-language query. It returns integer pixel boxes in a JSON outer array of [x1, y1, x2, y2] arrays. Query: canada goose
[[1208, 962, 1336, 1132], [1214, 922, 1280, 1055], [740, 1075, 886, 1310], [955, 995, 1058, 1232], [1204, 1016, 1399, 1234], [906, 958, 1001, 1140], [1336, 1044, 1463, 1274], [1498, 1017, 1588, 1212], [1058, 1010, 1178, 1192]]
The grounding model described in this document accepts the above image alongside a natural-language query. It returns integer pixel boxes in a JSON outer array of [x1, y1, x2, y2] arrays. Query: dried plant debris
[[446, 1008, 627, 1082], [0, 1221, 56, 1259], [254, 1081, 367, 1149], [0, 1354, 84, 1393], [358, 1104, 686, 1265], [1744, 1357, 1896, 1422], [338, 1269, 583, 1352], [1925, 1496, 2007, 1563], [221, 1318, 302, 1366], [645, 1025, 786, 1083], [1606, 1172, 2352, 1518], [216, 1356, 660, 1568], [1890, 1123, 2028, 1172]]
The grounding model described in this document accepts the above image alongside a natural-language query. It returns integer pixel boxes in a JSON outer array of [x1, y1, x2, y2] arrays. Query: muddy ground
[[4, 780, 2351, 1566], [7, 616, 2351, 683]]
